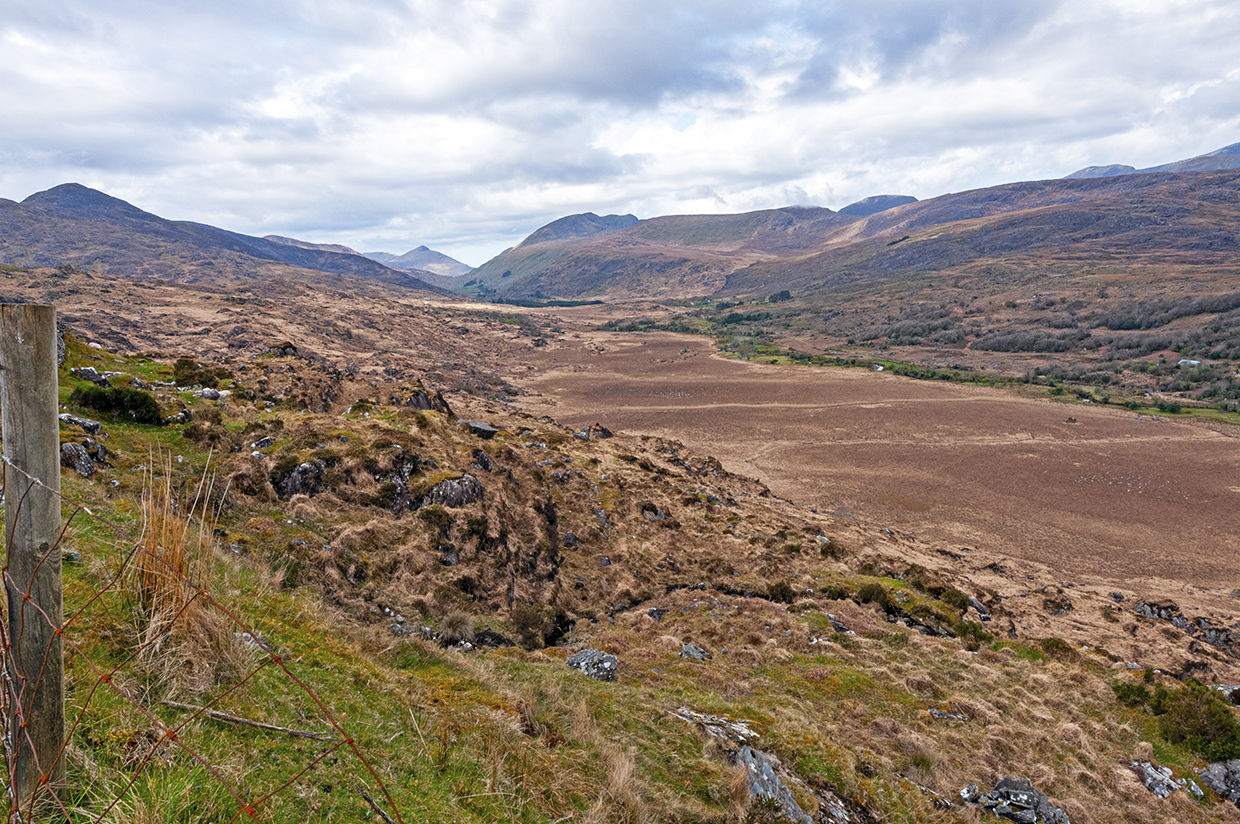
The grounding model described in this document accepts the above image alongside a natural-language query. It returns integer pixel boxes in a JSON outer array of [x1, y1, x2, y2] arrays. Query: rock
[[1111, 591, 1125, 602], [968, 596, 991, 619], [647, 608, 667, 622], [562, 531, 577, 548], [421, 474, 483, 508], [60, 443, 95, 478], [474, 628, 515, 648], [194, 388, 221, 400], [1136, 600, 1180, 621], [963, 776, 1070, 824], [264, 342, 298, 357], [71, 366, 109, 385], [275, 460, 326, 498], [640, 502, 666, 522], [573, 423, 614, 441], [59, 413, 102, 435], [440, 548, 459, 567], [735, 746, 814, 824], [462, 421, 498, 439], [597, 556, 611, 566], [60, 549, 82, 564], [928, 709, 968, 722], [681, 643, 711, 661], [250, 436, 274, 450], [670, 707, 758, 746], [81, 438, 108, 465], [471, 448, 493, 472], [1199, 760, 1240, 807], [566, 648, 618, 682], [1130, 761, 1187, 798], [826, 613, 850, 633], [391, 381, 453, 416]]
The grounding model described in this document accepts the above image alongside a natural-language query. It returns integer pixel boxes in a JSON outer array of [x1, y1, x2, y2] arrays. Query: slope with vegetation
[[7, 261, 1240, 822]]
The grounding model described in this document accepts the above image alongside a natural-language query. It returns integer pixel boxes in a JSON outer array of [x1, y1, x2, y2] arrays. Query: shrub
[[69, 385, 163, 425], [1153, 680, 1240, 760], [173, 357, 230, 388], [955, 621, 994, 652], [856, 582, 892, 610], [1113, 682, 1151, 708], [766, 580, 795, 604]]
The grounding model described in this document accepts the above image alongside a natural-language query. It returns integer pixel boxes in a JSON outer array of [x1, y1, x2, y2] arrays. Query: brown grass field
[[516, 327, 1240, 592]]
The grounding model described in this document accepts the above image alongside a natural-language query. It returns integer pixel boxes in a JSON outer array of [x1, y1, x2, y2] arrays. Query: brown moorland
[[515, 328, 1240, 590]]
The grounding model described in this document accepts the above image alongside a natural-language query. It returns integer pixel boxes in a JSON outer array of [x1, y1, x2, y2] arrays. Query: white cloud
[[1, 0, 1238, 266]]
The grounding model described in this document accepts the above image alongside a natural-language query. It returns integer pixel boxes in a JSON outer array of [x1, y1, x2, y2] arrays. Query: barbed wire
[[1, 454, 405, 823]]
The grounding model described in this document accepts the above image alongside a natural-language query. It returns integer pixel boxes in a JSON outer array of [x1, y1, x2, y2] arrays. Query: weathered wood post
[[0, 304, 65, 808]]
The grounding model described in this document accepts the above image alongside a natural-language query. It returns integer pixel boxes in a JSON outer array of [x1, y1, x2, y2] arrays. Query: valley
[[514, 329, 1240, 588]]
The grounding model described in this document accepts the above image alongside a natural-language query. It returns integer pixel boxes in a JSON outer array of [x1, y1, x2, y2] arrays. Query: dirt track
[[516, 330, 1240, 588]]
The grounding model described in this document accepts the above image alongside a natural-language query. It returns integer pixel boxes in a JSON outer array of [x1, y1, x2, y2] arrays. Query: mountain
[[1065, 141, 1240, 179], [465, 206, 852, 299], [838, 194, 918, 216], [459, 169, 1240, 301], [0, 183, 443, 292], [365, 245, 473, 277], [519, 212, 639, 246]]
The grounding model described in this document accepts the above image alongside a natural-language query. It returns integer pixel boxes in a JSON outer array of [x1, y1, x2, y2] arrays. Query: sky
[[2, 1, 1239, 267]]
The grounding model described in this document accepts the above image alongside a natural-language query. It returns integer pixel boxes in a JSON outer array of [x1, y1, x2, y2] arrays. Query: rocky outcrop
[[59, 413, 102, 436], [1199, 760, 1240, 807], [420, 474, 483, 508], [60, 443, 94, 478], [573, 423, 613, 441], [1130, 761, 1201, 799], [274, 460, 326, 498], [566, 648, 618, 682], [961, 776, 1069, 823], [1136, 600, 1240, 653], [462, 420, 498, 439], [391, 381, 452, 415], [736, 746, 813, 824]]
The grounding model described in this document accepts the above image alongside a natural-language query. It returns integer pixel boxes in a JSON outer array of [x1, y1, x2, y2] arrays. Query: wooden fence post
[[0, 304, 65, 808]]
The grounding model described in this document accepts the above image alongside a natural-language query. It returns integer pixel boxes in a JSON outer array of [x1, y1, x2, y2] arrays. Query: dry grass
[[128, 453, 247, 699]]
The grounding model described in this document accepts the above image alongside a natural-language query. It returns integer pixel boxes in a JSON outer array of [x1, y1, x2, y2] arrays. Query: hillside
[[3, 263, 1240, 821], [457, 167, 1240, 307], [0, 183, 444, 292]]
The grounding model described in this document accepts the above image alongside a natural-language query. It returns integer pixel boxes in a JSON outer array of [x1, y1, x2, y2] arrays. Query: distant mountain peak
[[23, 183, 152, 221], [838, 195, 918, 217], [362, 245, 472, 277], [520, 212, 640, 247], [1065, 141, 1240, 179]]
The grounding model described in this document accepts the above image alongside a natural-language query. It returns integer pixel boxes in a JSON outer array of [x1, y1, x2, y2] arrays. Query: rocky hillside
[[13, 262, 1240, 822]]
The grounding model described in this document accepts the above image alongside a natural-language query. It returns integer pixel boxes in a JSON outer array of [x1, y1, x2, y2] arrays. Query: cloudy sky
[[3, 1, 1239, 266]]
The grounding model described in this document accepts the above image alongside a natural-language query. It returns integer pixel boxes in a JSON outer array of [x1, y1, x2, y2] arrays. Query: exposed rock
[[275, 460, 326, 498], [928, 709, 968, 722], [826, 613, 850, 633], [573, 423, 614, 441], [562, 531, 577, 548], [194, 387, 221, 400], [462, 421, 498, 439], [1199, 760, 1240, 807], [71, 366, 109, 385], [566, 648, 617, 682], [420, 474, 483, 508], [474, 628, 515, 648], [81, 438, 108, 465], [1111, 591, 1125, 602], [647, 607, 667, 622], [60, 443, 95, 478], [264, 342, 298, 357], [735, 746, 813, 824], [1137, 600, 1181, 621], [640, 502, 666, 521], [680, 642, 711, 661], [968, 596, 992, 621], [1130, 761, 1188, 798], [961, 776, 1070, 823], [597, 556, 611, 566], [471, 448, 493, 472], [250, 435, 274, 450], [392, 381, 452, 415], [59, 413, 102, 436], [671, 707, 758, 747]]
